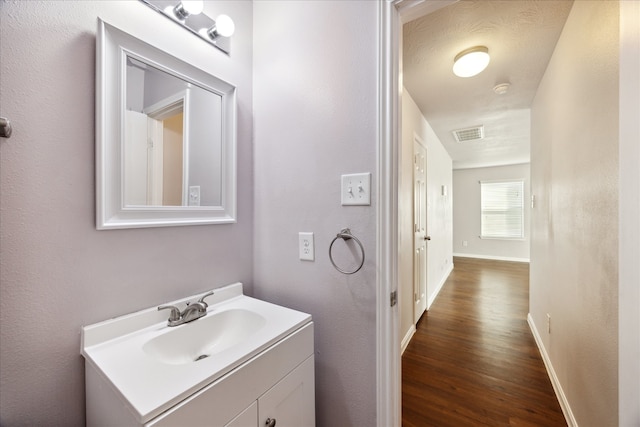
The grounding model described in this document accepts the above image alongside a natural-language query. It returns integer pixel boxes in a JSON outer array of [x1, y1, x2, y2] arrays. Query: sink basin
[[142, 309, 267, 365], [81, 282, 312, 423]]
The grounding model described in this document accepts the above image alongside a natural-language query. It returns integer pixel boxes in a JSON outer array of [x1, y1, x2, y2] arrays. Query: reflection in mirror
[[96, 19, 236, 229], [124, 56, 223, 207]]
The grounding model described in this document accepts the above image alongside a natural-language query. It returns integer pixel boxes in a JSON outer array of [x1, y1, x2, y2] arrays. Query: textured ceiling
[[403, 0, 573, 169]]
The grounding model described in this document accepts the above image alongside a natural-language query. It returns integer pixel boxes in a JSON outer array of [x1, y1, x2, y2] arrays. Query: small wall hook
[[0, 117, 12, 138]]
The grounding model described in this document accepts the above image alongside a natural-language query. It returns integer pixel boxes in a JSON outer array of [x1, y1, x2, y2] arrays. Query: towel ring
[[329, 228, 365, 275]]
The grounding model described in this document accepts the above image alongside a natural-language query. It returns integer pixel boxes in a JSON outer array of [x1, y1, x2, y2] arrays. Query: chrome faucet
[[158, 291, 215, 327]]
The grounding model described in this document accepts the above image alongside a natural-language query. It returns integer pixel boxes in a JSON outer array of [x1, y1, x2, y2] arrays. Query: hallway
[[402, 257, 566, 427]]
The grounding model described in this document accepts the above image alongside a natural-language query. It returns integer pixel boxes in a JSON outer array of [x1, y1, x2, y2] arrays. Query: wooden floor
[[402, 257, 567, 427]]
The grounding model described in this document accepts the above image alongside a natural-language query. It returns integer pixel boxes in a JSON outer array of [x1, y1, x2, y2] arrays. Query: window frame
[[479, 179, 525, 240]]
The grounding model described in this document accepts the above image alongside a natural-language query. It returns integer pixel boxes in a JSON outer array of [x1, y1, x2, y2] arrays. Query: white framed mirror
[[96, 19, 236, 229]]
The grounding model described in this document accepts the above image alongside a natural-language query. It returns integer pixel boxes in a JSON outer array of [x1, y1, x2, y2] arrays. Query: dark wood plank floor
[[402, 257, 567, 427]]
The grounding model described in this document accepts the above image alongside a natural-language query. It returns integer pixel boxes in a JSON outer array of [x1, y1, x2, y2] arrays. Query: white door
[[147, 117, 164, 205], [124, 110, 149, 206], [413, 139, 428, 323]]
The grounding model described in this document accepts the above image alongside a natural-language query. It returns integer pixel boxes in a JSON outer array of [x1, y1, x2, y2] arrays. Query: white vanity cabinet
[[226, 355, 315, 427], [81, 283, 315, 427], [147, 324, 315, 427], [225, 402, 258, 426]]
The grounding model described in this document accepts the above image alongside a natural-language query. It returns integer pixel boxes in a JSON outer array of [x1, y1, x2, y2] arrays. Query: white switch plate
[[298, 232, 315, 261], [341, 173, 371, 206]]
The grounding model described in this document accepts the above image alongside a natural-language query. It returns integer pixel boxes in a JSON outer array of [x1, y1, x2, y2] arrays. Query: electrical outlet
[[341, 173, 371, 206], [299, 232, 315, 261], [189, 186, 200, 206], [463, 240, 468, 247]]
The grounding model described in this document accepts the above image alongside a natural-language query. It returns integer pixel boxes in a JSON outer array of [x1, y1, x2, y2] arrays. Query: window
[[480, 180, 524, 239]]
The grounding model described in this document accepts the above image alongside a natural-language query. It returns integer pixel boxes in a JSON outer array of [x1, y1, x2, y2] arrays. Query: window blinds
[[480, 180, 524, 239]]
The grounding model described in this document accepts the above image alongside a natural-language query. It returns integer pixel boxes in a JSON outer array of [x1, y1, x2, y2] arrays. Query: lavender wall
[[0, 1, 253, 425], [252, 1, 379, 425]]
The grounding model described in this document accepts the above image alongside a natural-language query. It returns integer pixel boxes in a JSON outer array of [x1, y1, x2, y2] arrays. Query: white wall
[[453, 164, 531, 262], [400, 90, 453, 348], [0, 1, 253, 425], [619, 2, 640, 424], [252, 2, 379, 425], [529, 1, 619, 426]]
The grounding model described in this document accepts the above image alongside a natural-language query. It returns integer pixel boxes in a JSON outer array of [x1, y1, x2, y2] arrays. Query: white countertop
[[81, 283, 312, 423]]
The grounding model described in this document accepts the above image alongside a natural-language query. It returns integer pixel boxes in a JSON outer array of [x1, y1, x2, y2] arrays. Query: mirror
[[96, 19, 236, 229], [124, 56, 224, 208]]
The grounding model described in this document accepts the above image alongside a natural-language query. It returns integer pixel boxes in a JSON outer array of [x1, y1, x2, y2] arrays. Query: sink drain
[[195, 354, 209, 361]]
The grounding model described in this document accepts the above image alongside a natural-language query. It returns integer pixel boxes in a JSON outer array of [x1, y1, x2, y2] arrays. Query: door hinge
[[390, 290, 398, 307]]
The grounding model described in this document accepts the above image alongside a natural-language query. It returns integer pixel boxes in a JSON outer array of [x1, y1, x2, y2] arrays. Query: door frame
[[378, 3, 640, 427], [376, 1, 457, 426], [143, 90, 190, 205]]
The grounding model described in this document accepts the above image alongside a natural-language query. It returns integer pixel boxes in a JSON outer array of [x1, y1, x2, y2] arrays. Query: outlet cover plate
[[341, 173, 371, 206], [299, 232, 315, 261]]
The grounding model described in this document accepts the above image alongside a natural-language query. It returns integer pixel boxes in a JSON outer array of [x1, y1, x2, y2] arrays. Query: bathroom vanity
[[81, 283, 315, 426]]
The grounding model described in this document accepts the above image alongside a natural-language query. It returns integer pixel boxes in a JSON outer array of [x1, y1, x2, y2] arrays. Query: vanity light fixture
[[139, 0, 234, 54], [173, 0, 204, 20], [453, 46, 490, 78]]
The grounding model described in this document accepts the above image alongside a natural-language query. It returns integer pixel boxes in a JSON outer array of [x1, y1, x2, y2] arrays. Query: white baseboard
[[453, 252, 530, 263], [427, 262, 454, 310], [401, 324, 416, 355], [527, 313, 578, 427], [402, 263, 453, 354]]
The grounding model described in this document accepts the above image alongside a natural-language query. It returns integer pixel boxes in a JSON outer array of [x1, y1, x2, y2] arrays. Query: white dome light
[[453, 46, 490, 78]]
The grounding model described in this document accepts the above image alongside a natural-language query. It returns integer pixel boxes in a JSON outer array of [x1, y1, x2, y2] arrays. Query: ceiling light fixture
[[453, 46, 490, 78]]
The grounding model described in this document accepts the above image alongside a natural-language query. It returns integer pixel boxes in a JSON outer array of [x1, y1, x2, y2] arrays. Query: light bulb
[[215, 14, 235, 37], [181, 0, 204, 15], [173, 0, 204, 20]]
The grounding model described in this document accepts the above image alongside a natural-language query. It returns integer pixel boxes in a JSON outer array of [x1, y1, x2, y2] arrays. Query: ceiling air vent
[[452, 125, 484, 143]]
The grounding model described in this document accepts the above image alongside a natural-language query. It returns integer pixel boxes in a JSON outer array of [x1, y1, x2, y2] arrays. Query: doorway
[[376, 2, 456, 426]]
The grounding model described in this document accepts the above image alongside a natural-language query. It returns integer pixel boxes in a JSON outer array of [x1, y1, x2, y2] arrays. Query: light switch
[[341, 173, 371, 206], [189, 186, 201, 206]]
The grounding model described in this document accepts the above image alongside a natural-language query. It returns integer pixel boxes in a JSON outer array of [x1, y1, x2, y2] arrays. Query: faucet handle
[[198, 291, 215, 308], [158, 305, 181, 322]]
